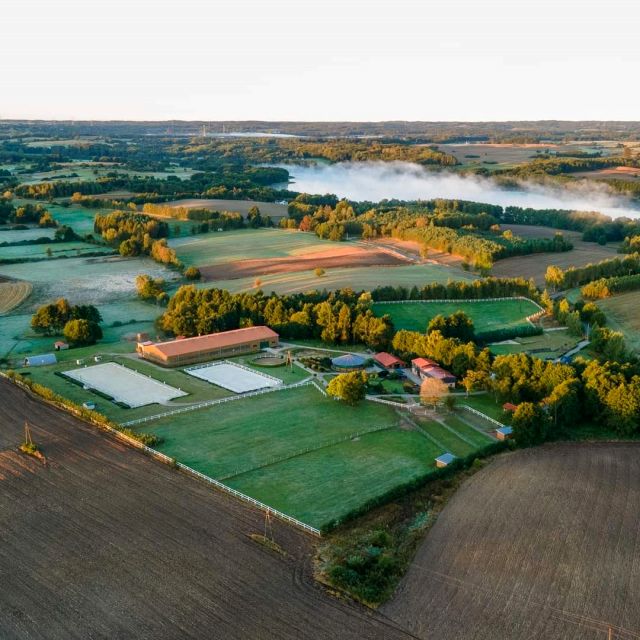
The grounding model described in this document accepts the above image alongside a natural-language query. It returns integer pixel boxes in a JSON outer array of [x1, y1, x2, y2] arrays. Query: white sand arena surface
[[186, 361, 282, 393], [65, 362, 187, 408]]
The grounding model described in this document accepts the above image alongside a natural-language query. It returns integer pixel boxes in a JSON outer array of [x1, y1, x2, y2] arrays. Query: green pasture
[[457, 394, 507, 423], [443, 414, 497, 445], [227, 428, 442, 529], [416, 418, 477, 457], [372, 298, 539, 334], [201, 263, 472, 295], [170, 228, 334, 267], [139, 385, 397, 480]]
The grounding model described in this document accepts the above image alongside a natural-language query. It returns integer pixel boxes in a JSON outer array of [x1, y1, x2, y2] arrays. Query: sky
[[3, 0, 640, 121]]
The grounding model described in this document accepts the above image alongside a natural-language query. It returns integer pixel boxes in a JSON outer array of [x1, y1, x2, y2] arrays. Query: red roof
[[503, 402, 518, 412], [374, 352, 405, 367], [424, 366, 457, 381], [143, 326, 278, 358], [412, 357, 437, 369]]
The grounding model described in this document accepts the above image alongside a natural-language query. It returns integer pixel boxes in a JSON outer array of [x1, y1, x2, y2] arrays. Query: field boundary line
[[219, 422, 397, 481], [402, 414, 449, 451], [438, 418, 479, 448], [121, 379, 313, 426], [0, 372, 320, 536], [460, 404, 504, 430]]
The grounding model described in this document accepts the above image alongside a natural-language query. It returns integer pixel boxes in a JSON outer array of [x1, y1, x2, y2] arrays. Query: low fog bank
[[283, 161, 640, 219]]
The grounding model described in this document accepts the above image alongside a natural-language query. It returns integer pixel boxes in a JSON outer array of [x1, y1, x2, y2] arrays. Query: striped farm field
[[0, 279, 32, 314]]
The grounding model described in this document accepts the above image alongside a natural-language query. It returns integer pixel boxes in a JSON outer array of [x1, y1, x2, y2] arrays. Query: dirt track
[[383, 443, 640, 639], [201, 246, 408, 280], [0, 379, 413, 640]]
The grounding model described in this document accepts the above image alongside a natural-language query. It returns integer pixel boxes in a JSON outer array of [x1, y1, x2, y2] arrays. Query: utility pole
[[607, 626, 613, 640]]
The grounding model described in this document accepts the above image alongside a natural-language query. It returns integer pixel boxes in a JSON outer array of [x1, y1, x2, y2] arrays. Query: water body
[[282, 161, 640, 219]]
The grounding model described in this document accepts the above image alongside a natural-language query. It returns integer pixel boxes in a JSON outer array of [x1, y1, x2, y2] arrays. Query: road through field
[[382, 443, 640, 640], [0, 379, 413, 640]]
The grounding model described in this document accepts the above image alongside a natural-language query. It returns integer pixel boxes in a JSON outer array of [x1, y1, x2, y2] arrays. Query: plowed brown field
[[201, 246, 408, 280], [383, 443, 640, 640], [0, 379, 413, 640]]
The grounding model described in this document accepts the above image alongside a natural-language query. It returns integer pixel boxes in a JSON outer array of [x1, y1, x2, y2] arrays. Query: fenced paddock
[[185, 361, 283, 393], [64, 362, 187, 408]]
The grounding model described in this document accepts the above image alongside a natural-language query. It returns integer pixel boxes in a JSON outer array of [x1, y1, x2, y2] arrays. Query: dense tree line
[[159, 287, 394, 350], [545, 253, 640, 290], [581, 273, 640, 299], [370, 277, 540, 303], [93, 211, 181, 267], [31, 298, 103, 345]]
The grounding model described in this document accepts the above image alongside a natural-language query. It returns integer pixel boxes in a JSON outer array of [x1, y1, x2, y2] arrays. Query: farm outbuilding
[[503, 402, 518, 412], [496, 426, 513, 440], [137, 326, 279, 367], [412, 357, 457, 388], [435, 453, 456, 468], [23, 353, 57, 367], [331, 354, 367, 371], [373, 352, 405, 369], [54, 341, 69, 351]]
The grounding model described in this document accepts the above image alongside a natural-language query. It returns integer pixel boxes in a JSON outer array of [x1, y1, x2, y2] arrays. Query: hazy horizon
[[3, 0, 640, 122]]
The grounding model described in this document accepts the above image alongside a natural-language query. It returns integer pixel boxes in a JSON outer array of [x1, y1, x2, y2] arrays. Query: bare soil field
[[201, 245, 408, 280], [0, 379, 412, 640], [491, 231, 619, 285], [371, 237, 469, 270], [383, 442, 640, 639], [0, 279, 32, 315], [163, 198, 289, 219]]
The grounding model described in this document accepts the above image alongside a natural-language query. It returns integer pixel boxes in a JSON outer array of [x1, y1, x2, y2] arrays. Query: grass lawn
[[227, 428, 441, 528], [416, 418, 477, 457], [457, 394, 506, 422], [444, 414, 498, 447], [201, 263, 469, 296], [372, 298, 540, 335], [170, 228, 335, 267], [139, 386, 399, 479], [597, 290, 640, 352]]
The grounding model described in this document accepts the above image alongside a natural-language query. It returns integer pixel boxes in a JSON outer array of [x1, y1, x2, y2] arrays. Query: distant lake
[[281, 161, 640, 219]]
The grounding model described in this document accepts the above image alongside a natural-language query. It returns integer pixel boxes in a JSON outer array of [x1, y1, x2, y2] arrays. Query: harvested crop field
[[491, 235, 619, 285], [0, 279, 32, 314], [0, 378, 412, 640], [162, 198, 288, 219], [200, 245, 408, 280], [383, 442, 640, 639], [199, 263, 473, 295]]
